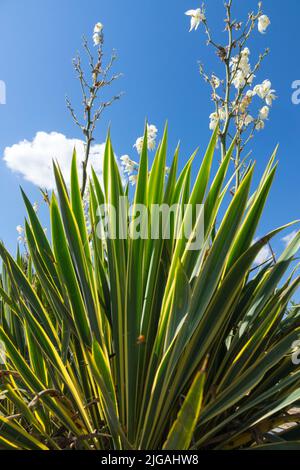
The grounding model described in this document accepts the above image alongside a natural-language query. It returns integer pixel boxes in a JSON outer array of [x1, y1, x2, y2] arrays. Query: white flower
[[247, 73, 255, 84], [255, 120, 265, 130], [147, 124, 158, 140], [233, 70, 246, 89], [120, 154, 131, 165], [259, 105, 269, 120], [209, 112, 218, 130], [240, 59, 251, 77], [244, 115, 254, 126], [230, 56, 239, 71], [262, 79, 272, 93], [129, 174, 138, 186], [147, 138, 156, 151], [241, 47, 250, 57], [231, 50, 251, 76], [120, 155, 137, 175], [254, 80, 277, 105], [253, 85, 262, 98], [265, 90, 277, 106], [16, 225, 23, 235], [134, 137, 144, 155], [230, 49, 254, 89], [211, 75, 221, 89], [93, 33, 102, 46], [134, 124, 158, 154], [93, 23, 103, 46], [94, 22, 103, 34], [218, 107, 226, 121], [33, 202, 38, 213], [246, 90, 254, 98], [254, 80, 272, 99], [258, 15, 270, 34], [185, 9, 206, 31]]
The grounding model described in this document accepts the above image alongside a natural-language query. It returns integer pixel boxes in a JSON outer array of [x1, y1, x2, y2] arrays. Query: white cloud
[[252, 237, 273, 266], [3, 131, 106, 190], [282, 230, 298, 248], [254, 244, 272, 266]]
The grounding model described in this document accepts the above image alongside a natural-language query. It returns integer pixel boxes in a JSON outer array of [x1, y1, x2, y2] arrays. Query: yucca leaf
[[0, 243, 60, 349], [21, 188, 60, 286], [70, 150, 92, 267], [53, 162, 103, 344], [225, 158, 277, 272], [0, 416, 49, 450], [200, 327, 300, 424], [88, 339, 131, 450], [50, 195, 92, 346], [162, 367, 206, 450]]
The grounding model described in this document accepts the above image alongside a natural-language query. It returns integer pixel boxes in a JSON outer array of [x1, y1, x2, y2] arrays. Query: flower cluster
[[185, 8, 206, 31], [253, 80, 276, 130], [185, 4, 274, 138], [134, 124, 158, 155], [253, 79, 276, 105], [120, 155, 138, 175], [209, 77, 276, 132], [93, 22, 103, 46], [120, 124, 160, 186], [230, 47, 254, 89]]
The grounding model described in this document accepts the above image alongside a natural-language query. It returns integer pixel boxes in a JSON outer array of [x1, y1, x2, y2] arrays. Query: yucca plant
[[0, 124, 300, 450]]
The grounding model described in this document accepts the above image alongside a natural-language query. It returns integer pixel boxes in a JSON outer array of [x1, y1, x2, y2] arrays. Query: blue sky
[[0, 0, 299, 256]]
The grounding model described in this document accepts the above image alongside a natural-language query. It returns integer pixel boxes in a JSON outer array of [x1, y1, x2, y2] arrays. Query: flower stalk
[[66, 23, 122, 196]]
